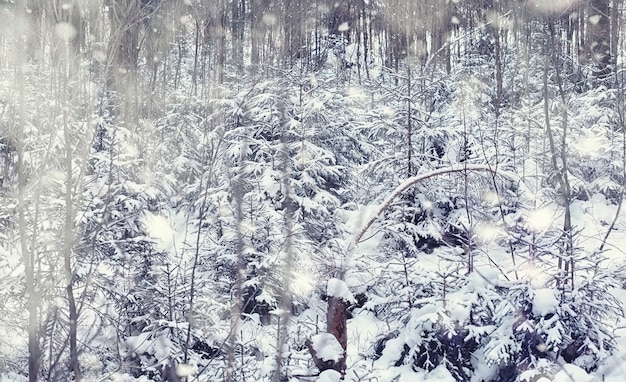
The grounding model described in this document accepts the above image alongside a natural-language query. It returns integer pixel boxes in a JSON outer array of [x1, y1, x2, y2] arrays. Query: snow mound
[[317, 369, 342, 382], [175, 363, 196, 378], [533, 288, 559, 317], [0, 373, 28, 382], [327, 278, 355, 303], [553, 363, 593, 382], [310, 333, 344, 362]]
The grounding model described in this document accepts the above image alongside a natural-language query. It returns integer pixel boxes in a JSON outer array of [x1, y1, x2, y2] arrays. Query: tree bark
[[63, 106, 82, 381], [588, 0, 612, 78], [326, 296, 348, 376]]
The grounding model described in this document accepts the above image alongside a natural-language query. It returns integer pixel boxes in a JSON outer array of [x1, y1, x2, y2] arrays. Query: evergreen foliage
[[0, 1, 626, 381]]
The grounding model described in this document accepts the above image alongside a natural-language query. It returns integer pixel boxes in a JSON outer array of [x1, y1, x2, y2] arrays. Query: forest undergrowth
[[1, 1, 626, 381]]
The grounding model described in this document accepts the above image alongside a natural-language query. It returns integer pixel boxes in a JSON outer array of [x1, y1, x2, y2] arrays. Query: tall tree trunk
[[19, 107, 41, 382], [15, 3, 41, 380], [272, 99, 295, 382], [63, 108, 82, 381], [610, 0, 620, 65], [545, 21, 574, 289], [588, 0, 612, 78]]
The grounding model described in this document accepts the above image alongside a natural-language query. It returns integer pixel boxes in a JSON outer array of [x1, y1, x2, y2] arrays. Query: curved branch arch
[[354, 164, 529, 244]]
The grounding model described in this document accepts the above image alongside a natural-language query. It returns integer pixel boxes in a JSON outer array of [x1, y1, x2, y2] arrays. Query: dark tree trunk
[[326, 296, 348, 376], [588, 0, 612, 78]]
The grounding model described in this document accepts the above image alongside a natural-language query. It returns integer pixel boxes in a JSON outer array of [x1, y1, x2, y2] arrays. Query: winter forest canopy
[[3, 0, 626, 381]]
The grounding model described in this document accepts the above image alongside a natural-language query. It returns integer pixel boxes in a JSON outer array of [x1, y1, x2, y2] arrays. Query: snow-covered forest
[[2, 0, 626, 381]]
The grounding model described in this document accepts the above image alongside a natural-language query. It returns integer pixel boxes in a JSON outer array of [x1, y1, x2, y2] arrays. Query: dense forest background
[[2, 0, 626, 381]]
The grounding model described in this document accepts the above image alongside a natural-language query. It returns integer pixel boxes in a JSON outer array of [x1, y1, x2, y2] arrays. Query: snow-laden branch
[[353, 164, 529, 245]]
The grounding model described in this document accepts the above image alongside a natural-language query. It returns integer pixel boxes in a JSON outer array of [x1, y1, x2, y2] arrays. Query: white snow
[[476, 222, 501, 244], [571, 129, 607, 158], [54, 22, 77, 41], [142, 210, 187, 255], [529, 0, 584, 15], [310, 333, 344, 363], [346, 86, 367, 103], [553, 363, 593, 382], [597, 289, 626, 382], [526, 207, 556, 232], [375, 335, 408, 368], [317, 369, 342, 382], [533, 288, 559, 317], [125, 332, 152, 355], [588, 14, 602, 26], [262, 12, 277, 26], [143, 212, 174, 252], [290, 253, 317, 297], [341, 203, 379, 238], [175, 363, 197, 378], [347, 310, 379, 362], [374, 364, 456, 382], [0, 373, 27, 382], [327, 278, 356, 303], [344, 43, 359, 65]]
